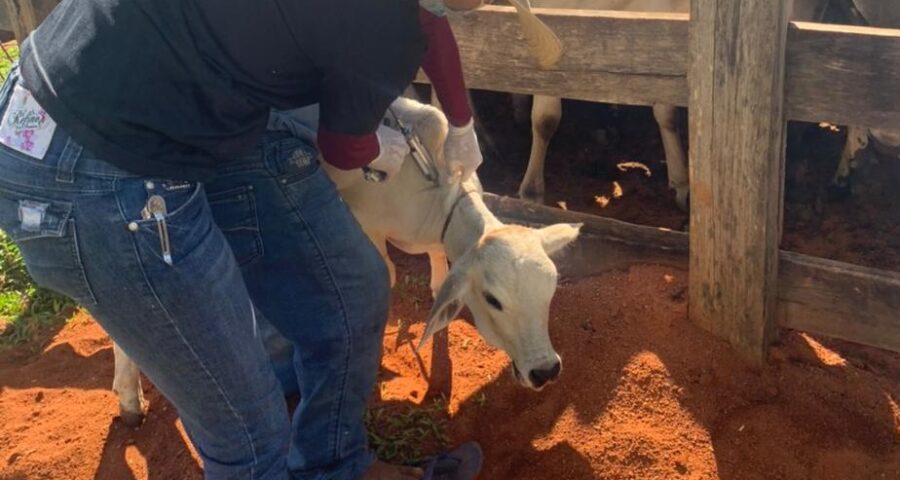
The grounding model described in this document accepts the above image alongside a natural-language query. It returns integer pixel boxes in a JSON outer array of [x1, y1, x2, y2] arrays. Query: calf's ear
[[537, 223, 582, 255], [418, 253, 474, 351]]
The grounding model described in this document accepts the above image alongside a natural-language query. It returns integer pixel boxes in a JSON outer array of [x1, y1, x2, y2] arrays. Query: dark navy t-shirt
[[19, 0, 425, 180]]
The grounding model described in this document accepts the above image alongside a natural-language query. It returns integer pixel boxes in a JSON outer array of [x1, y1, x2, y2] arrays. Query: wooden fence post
[[688, 0, 793, 364], [1, 0, 58, 44], [2, 0, 36, 43]]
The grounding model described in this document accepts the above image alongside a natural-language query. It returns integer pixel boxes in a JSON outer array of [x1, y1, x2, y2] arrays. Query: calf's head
[[419, 223, 581, 390]]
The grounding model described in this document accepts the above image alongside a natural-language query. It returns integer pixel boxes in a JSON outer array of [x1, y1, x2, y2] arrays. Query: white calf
[[112, 97, 580, 425]]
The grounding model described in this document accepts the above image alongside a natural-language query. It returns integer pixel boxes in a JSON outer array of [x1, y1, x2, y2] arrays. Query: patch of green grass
[[365, 396, 451, 464], [0, 232, 75, 348], [392, 273, 432, 312], [0, 44, 18, 79]]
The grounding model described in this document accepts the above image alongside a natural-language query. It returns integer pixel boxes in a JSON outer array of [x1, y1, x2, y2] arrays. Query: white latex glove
[[444, 119, 483, 182], [367, 125, 410, 181]]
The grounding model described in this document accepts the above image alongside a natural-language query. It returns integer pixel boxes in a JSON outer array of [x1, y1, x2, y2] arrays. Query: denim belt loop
[[56, 137, 83, 184]]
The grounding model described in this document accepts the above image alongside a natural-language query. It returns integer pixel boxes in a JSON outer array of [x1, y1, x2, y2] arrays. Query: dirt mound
[[386, 261, 900, 480], [4, 258, 896, 479]]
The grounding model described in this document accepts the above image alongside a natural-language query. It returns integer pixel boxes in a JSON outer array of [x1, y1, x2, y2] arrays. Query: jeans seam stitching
[[0, 175, 114, 194], [277, 179, 353, 462], [243, 186, 265, 265], [208, 185, 264, 266], [115, 177, 261, 478], [68, 218, 98, 305]]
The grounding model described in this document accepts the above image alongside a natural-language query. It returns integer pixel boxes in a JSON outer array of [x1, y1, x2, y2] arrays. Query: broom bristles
[[508, 0, 563, 70]]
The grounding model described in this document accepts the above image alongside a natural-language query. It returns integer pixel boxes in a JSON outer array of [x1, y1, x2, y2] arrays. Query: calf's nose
[[528, 361, 561, 388]]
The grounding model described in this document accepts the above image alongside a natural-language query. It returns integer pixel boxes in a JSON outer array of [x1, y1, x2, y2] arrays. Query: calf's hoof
[[518, 186, 545, 205], [674, 188, 690, 212], [119, 406, 146, 428], [826, 177, 852, 202]]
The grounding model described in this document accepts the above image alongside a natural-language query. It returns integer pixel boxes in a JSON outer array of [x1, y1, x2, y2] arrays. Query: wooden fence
[[442, 4, 900, 364], [3, 2, 899, 363]]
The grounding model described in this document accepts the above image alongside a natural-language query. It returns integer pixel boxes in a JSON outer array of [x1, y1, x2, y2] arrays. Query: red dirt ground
[[2, 260, 898, 479], [1, 96, 899, 479]]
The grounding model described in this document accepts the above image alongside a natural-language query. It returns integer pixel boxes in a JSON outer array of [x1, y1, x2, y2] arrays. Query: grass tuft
[[0, 232, 75, 349], [0, 44, 18, 80], [365, 395, 451, 464]]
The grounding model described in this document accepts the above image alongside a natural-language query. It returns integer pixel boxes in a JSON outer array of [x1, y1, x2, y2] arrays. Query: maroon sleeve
[[317, 128, 380, 170], [419, 8, 473, 127]]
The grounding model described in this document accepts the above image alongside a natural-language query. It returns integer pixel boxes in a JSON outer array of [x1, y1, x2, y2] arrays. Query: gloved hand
[[444, 118, 483, 182], [367, 125, 410, 181]]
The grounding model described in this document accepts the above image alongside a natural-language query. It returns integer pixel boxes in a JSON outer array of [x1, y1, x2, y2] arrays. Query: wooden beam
[[440, 6, 690, 107], [483, 194, 900, 354], [776, 252, 900, 353], [1, 0, 57, 43], [687, 0, 793, 364], [482, 194, 688, 279], [1, 0, 37, 43], [0, 5, 13, 33], [785, 21, 900, 127], [435, 6, 900, 126]]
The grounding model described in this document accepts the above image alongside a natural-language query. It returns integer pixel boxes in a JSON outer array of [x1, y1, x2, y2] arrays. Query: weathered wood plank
[[0, 5, 13, 33], [484, 193, 687, 251], [1, 0, 37, 43], [483, 194, 900, 354], [687, 0, 793, 364], [483, 193, 688, 278], [437, 6, 689, 107], [777, 251, 900, 353], [1, 0, 57, 42], [433, 6, 900, 126], [786, 21, 900, 127]]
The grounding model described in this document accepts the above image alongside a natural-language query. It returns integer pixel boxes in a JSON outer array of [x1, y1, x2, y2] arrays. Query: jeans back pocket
[[0, 186, 97, 305], [207, 186, 263, 266]]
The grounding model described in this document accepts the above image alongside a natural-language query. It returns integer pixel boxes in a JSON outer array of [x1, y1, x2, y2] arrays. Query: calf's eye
[[484, 292, 503, 311]]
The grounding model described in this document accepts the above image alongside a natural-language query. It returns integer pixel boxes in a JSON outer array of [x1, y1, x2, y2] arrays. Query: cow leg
[[519, 95, 562, 204], [653, 104, 689, 211], [830, 125, 869, 198], [427, 248, 450, 299], [112, 343, 146, 427]]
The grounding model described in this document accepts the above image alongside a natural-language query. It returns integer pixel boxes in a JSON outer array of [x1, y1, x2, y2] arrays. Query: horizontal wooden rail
[[484, 194, 900, 354], [786, 21, 900, 127], [439, 7, 689, 108], [430, 6, 900, 127]]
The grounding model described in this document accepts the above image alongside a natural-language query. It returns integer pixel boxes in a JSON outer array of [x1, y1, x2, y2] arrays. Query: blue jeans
[[0, 69, 389, 479]]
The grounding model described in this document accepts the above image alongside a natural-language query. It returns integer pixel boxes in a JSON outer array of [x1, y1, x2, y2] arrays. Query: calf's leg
[[519, 95, 562, 204], [831, 125, 869, 198], [427, 248, 450, 299], [653, 104, 689, 211], [112, 343, 146, 427]]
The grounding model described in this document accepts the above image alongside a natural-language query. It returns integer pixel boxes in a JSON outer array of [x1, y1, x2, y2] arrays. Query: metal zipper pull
[[146, 195, 173, 265]]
